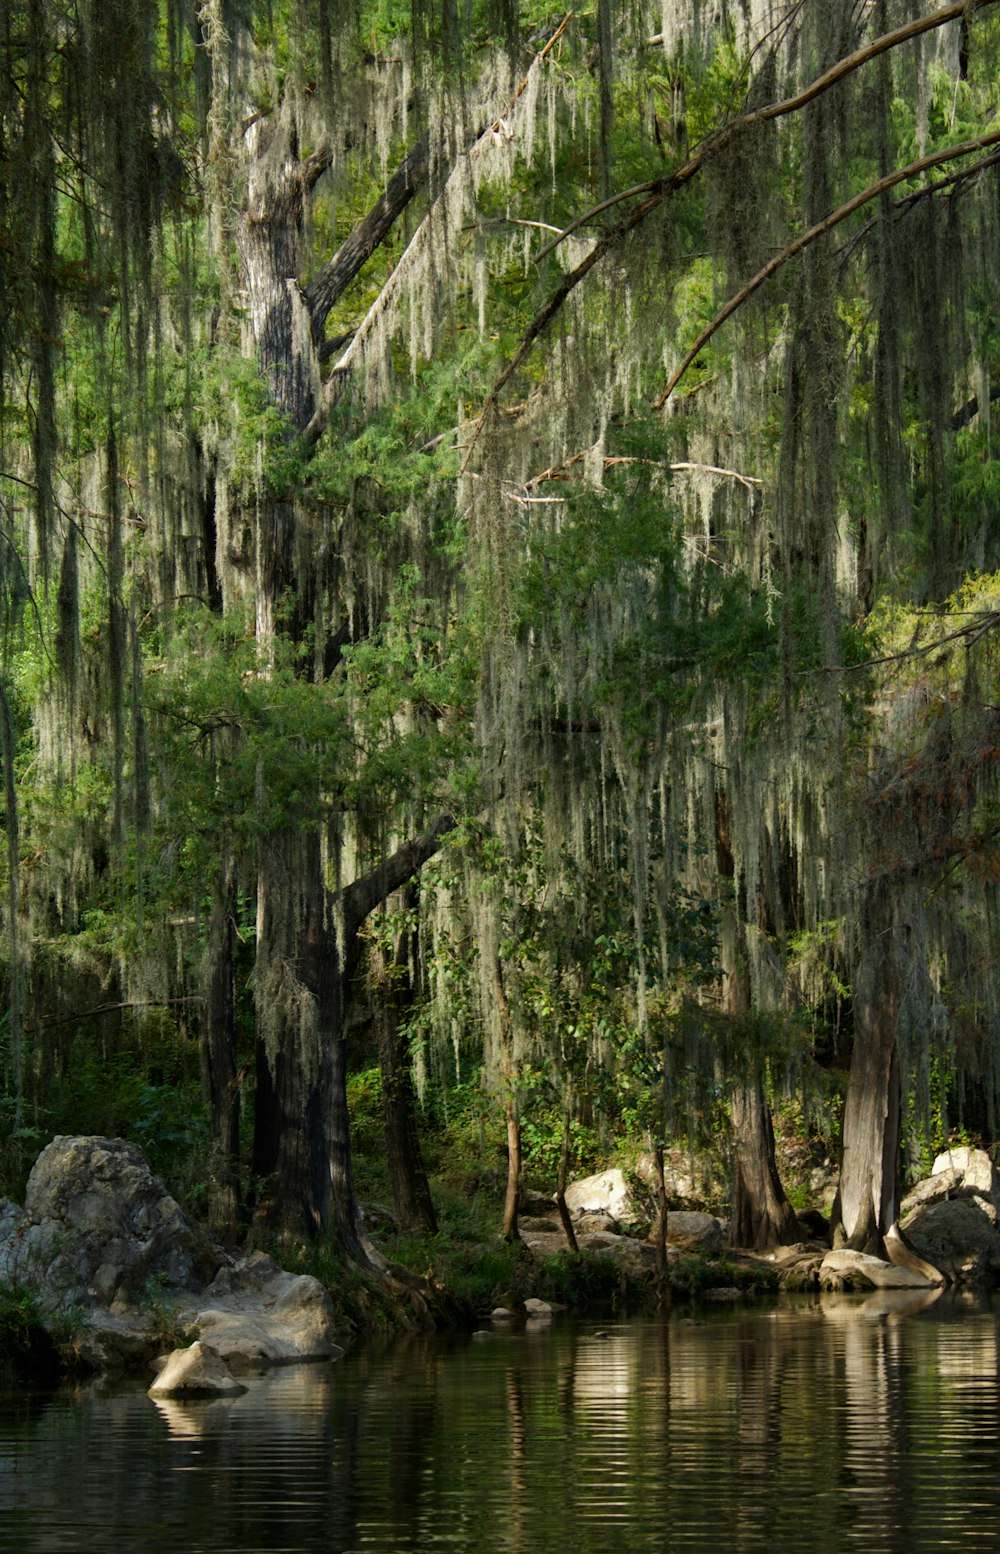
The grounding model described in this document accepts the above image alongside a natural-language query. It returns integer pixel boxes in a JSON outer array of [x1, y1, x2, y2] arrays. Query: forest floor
[[300, 1142, 784, 1339]]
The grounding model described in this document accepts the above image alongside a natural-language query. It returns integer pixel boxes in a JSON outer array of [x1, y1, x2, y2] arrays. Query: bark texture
[[729, 1076, 801, 1250], [834, 1004, 901, 1254], [371, 894, 438, 1235], [199, 856, 241, 1236]]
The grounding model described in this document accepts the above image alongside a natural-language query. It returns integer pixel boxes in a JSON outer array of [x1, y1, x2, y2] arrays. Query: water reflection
[[3, 1296, 1000, 1553]]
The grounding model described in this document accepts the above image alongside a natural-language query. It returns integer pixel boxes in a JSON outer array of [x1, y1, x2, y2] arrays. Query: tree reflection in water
[[4, 1296, 1000, 1554]]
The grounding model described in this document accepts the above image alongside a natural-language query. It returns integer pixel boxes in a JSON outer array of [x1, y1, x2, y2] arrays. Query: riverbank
[[0, 1136, 779, 1381], [281, 1221, 781, 1344], [6, 1129, 1000, 1381]]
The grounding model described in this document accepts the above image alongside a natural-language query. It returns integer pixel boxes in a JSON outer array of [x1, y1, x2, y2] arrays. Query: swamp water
[[2, 1289, 1000, 1553]]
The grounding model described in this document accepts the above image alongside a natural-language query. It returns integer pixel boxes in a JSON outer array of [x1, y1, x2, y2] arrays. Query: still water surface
[[3, 1289, 1000, 1553]]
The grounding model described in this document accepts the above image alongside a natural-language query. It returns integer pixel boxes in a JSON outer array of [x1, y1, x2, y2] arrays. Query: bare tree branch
[[537, 0, 998, 264], [839, 611, 1000, 675], [513, 451, 763, 496], [467, 190, 662, 454], [953, 380, 1000, 432], [468, 0, 999, 443], [302, 12, 575, 450], [654, 125, 1000, 408], [305, 134, 429, 340], [342, 814, 455, 940], [28, 998, 203, 1033], [837, 143, 1000, 267]]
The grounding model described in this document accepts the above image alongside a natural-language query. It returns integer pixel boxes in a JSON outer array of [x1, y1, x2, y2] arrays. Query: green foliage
[[176, 348, 308, 497], [139, 1271, 201, 1350], [6, 1031, 211, 1211], [0, 1283, 62, 1382], [346, 1066, 385, 1160], [4, 0, 1000, 1280], [681, 1255, 779, 1299], [520, 1107, 602, 1183]]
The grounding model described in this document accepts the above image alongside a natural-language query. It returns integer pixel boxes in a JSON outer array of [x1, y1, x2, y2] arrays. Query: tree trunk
[[371, 896, 438, 1235], [237, 116, 321, 427], [649, 1141, 669, 1291], [833, 947, 901, 1253], [728, 1075, 800, 1250], [555, 1106, 579, 1253], [251, 829, 345, 1243], [215, 49, 453, 1250], [494, 955, 521, 1241], [716, 793, 798, 1250], [199, 854, 241, 1236], [502, 1098, 522, 1242]]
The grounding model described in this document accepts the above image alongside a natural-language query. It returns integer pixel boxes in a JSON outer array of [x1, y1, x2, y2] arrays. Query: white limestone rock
[[564, 1169, 638, 1223], [932, 1147, 1000, 1217], [820, 1249, 933, 1290], [185, 1258, 342, 1368], [665, 1212, 724, 1256], [148, 1341, 248, 1398]]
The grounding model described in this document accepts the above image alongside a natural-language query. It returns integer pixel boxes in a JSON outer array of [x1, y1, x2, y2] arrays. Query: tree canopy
[[2, 0, 1000, 1261]]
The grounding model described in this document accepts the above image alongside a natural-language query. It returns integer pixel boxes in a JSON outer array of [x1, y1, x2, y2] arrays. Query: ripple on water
[[3, 1301, 1000, 1553]]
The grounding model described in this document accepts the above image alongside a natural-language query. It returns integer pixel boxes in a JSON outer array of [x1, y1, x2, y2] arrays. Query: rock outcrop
[[0, 1136, 342, 1373], [634, 1150, 728, 1209], [901, 1147, 1000, 1285], [0, 1135, 223, 1308], [819, 1249, 935, 1291], [185, 1255, 343, 1369], [663, 1211, 723, 1256], [563, 1169, 642, 1226]]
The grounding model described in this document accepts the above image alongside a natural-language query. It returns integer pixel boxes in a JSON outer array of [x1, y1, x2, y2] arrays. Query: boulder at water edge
[[149, 1341, 248, 1397], [820, 1249, 934, 1290], [0, 1136, 342, 1372], [901, 1147, 1000, 1284], [15, 1134, 223, 1307], [187, 1255, 343, 1368]]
